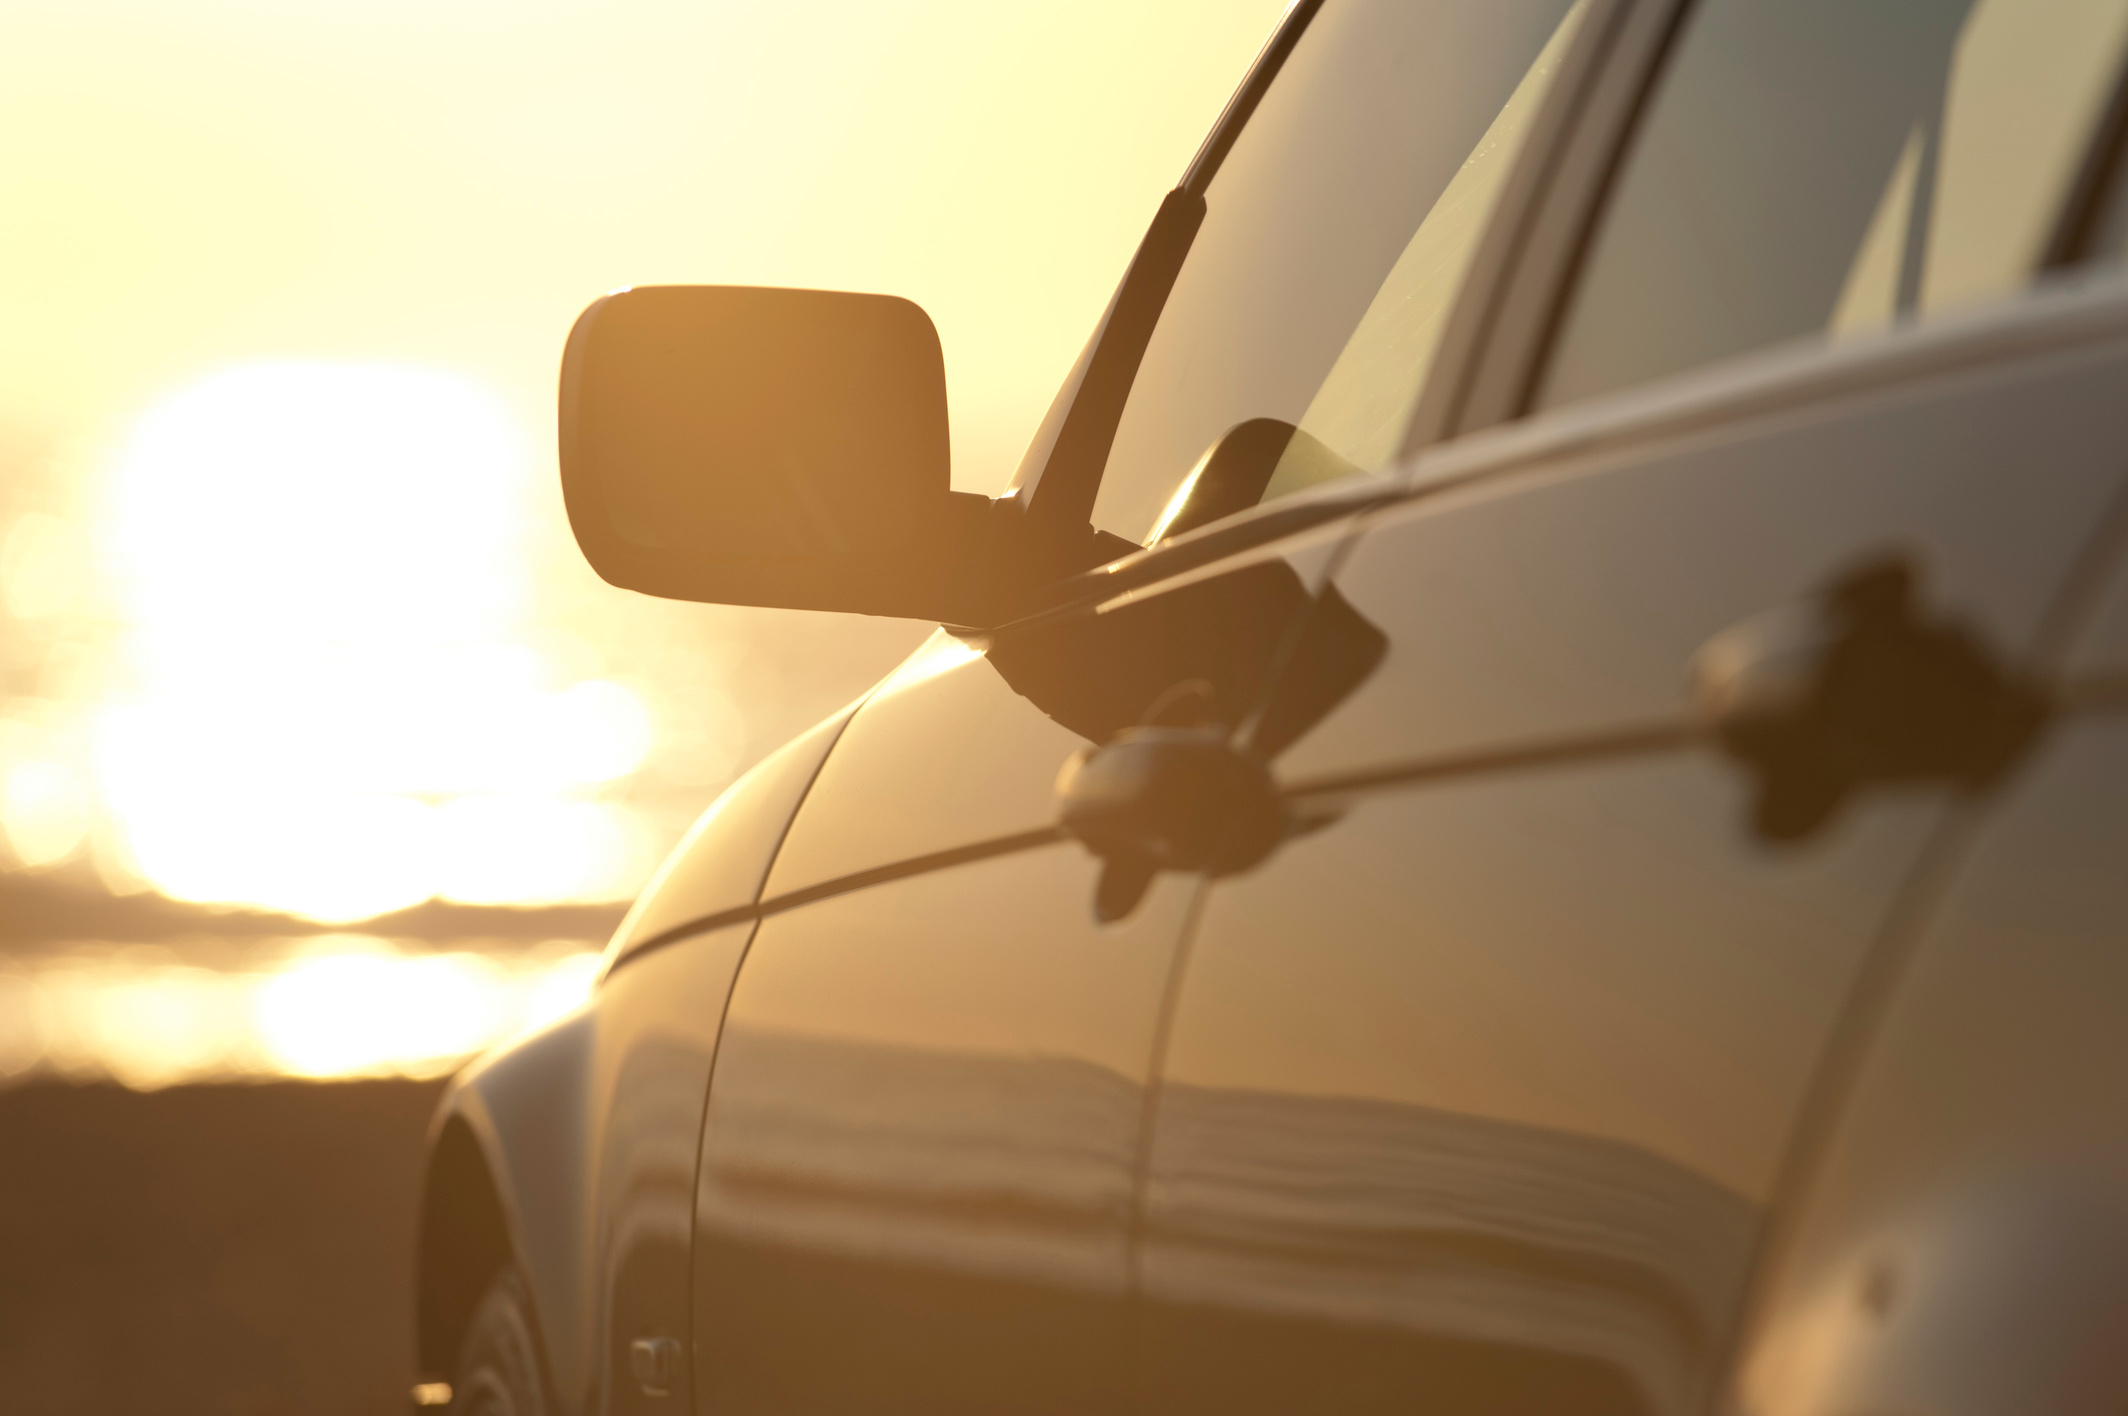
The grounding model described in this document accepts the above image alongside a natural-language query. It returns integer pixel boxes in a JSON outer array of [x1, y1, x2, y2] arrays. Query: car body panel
[[601, 706, 853, 970], [691, 857, 1196, 1415], [420, 712, 855, 1411], [431, 1008, 596, 1407], [689, 520, 1379, 1414], [752, 631, 1078, 895], [588, 923, 754, 1416], [1139, 269, 2128, 1415], [1733, 719, 2128, 1416], [419, 0, 2128, 1410], [431, 925, 756, 1416]]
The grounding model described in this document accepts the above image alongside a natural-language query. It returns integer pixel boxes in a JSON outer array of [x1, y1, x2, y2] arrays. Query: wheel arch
[[414, 1010, 596, 1408], [416, 1112, 515, 1380]]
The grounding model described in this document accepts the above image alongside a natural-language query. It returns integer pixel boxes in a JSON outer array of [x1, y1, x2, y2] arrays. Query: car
[[412, 0, 2128, 1412]]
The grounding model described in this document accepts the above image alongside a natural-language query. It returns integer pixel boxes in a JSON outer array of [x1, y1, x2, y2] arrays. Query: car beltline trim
[[609, 676, 2128, 983], [597, 703, 871, 985], [1277, 669, 2128, 809], [608, 719, 1697, 978], [1277, 717, 1703, 805], [600, 827, 1069, 978]]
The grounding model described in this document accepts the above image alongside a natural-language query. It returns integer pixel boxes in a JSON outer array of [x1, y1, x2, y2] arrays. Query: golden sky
[[5, 0, 1286, 484], [0, 0, 1288, 926]]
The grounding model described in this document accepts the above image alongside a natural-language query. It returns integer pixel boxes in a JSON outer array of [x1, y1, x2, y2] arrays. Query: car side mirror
[[560, 285, 1009, 623]]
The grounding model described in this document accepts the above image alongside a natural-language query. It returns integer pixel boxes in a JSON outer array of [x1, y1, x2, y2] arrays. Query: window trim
[[1394, 0, 1663, 452], [1422, 0, 1693, 441], [2045, 39, 2128, 269], [1020, 0, 1696, 561], [1476, 0, 2128, 437], [1011, 0, 1327, 537]]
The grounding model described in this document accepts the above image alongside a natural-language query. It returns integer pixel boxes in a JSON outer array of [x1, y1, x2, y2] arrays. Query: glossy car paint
[[1731, 721, 2128, 1416], [417, 0, 2128, 1411], [418, 713, 849, 1406], [684, 521, 1370, 1413], [1139, 282, 2128, 1416], [693, 857, 1193, 1414], [1719, 338, 2128, 1416], [602, 708, 853, 970]]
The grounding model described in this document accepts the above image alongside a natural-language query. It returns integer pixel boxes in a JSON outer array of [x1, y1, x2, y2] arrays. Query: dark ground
[[0, 1078, 448, 1416]]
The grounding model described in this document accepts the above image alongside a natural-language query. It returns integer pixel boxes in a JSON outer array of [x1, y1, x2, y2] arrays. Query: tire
[[450, 1270, 551, 1416]]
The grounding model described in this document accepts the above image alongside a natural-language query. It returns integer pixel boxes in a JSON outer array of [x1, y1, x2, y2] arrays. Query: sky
[[0, 0, 1289, 917], [0, 0, 1288, 1083]]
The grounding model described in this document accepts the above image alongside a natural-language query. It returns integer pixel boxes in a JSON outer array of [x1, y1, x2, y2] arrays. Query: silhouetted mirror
[[560, 285, 994, 620]]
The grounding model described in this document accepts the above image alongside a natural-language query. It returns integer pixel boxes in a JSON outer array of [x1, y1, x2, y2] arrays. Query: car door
[[1724, 182, 2128, 1416], [683, 0, 1607, 1410], [588, 710, 852, 1416], [1136, 1, 2128, 1413], [682, 627, 1204, 1416], [1722, 569, 2128, 1416], [684, 527, 1371, 1416]]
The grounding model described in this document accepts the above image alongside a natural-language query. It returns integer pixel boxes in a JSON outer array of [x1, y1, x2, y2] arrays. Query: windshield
[[1088, 0, 1589, 545]]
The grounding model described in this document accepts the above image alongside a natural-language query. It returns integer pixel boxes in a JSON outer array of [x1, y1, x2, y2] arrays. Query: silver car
[[417, 0, 2128, 1412]]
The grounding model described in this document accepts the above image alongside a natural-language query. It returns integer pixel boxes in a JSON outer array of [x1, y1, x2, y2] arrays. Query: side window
[[1537, 0, 2128, 413], [1088, 0, 1589, 547]]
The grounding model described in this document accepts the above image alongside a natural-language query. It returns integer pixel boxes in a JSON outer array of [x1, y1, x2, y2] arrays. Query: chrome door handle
[[1693, 555, 2047, 841]]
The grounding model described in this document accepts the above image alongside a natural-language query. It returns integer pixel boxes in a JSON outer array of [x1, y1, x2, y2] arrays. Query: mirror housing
[[561, 285, 1018, 623]]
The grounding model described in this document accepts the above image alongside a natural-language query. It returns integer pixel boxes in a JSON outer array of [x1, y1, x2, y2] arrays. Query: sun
[[95, 361, 654, 921]]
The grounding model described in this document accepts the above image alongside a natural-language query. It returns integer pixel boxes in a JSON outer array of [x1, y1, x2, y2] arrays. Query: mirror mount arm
[[933, 495, 1142, 630]]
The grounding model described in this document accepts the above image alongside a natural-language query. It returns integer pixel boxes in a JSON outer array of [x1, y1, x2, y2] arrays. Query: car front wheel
[[451, 1270, 550, 1416]]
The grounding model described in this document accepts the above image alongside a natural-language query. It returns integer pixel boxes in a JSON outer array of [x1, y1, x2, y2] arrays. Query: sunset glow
[[0, 940, 600, 1088], [89, 361, 656, 920], [0, 0, 1288, 1071]]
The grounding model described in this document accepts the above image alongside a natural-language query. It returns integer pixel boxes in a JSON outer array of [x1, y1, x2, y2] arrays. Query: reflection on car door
[[1727, 719, 2128, 1415], [1724, 512, 2128, 1416], [687, 525, 1370, 1416], [1138, 298, 2128, 1416], [1135, 2, 2128, 1409]]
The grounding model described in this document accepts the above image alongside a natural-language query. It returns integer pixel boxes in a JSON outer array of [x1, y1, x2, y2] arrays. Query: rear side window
[[1090, 0, 1588, 545], [1537, 0, 2128, 413]]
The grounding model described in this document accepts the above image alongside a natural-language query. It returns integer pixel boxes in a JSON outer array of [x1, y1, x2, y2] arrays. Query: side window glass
[[1090, 0, 1589, 547], [1537, 0, 2128, 414]]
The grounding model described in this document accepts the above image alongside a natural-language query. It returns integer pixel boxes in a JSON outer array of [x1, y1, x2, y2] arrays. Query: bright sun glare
[[0, 0, 1294, 1090], [94, 361, 653, 921], [0, 939, 602, 1089]]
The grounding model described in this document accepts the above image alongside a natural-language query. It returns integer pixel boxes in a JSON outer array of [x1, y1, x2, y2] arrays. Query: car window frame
[[1391, 0, 1658, 450], [1458, 0, 2128, 439], [1009, 0, 1642, 568], [2045, 34, 2128, 267], [1006, 0, 1327, 539]]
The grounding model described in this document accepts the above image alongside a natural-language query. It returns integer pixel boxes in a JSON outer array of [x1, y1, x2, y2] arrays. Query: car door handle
[[1693, 554, 2048, 841], [1056, 724, 1285, 921], [1056, 555, 2050, 912]]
